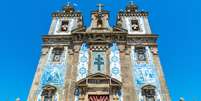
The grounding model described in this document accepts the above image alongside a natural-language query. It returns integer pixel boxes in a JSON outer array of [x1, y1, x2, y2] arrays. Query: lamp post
[[180, 97, 184, 101], [16, 98, 20, 101]]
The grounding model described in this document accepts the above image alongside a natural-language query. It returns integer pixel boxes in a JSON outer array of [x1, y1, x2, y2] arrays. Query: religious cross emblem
[[94, 54, 104, 71], [96, 4, 104, 27], [96, 3, 104, 12], [129, 0, 134, 5]]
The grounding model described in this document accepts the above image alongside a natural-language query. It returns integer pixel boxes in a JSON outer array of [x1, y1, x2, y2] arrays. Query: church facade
[[28, 2, 171, 101]]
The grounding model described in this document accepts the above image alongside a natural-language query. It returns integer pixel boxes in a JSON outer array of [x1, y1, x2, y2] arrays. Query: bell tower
[[114, 2, 171, 101], [48, 3, 84, 35], [28, 1, 171, 101], [116, 1, 151, 34], [27, 3, 84, 101]]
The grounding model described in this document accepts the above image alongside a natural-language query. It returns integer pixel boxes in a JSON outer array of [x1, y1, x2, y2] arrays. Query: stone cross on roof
[[67, 2, 70, 6], [129, 0, 134, 5], [66, 0, 72, 6], [96, 3, 104, 12]]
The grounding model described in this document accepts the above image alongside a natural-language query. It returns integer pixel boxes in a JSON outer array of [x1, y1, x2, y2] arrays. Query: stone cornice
[[42, 33, 158, 48], [52, 12, 82, 17], [118, 11, 148, 17]]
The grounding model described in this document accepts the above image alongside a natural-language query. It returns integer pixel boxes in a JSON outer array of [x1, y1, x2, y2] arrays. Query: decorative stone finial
[[63, 2, 75, 13], [126, 0, 138, 13]]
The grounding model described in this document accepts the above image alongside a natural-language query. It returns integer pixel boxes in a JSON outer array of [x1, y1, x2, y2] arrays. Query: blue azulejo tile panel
[[40, 47, 68, 86], [110, 43, 122, 101], [131, 46, 161, 101], [77, 43, 89, 81], [36, 47, 68, 100], [110, 43, 121, 81]]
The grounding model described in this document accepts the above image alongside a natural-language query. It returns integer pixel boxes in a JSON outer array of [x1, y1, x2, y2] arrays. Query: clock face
[[138, 54, 146, 61], [53, 55, 61, 62]]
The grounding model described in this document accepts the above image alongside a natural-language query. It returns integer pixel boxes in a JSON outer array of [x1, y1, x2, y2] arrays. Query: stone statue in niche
[[116, 17, 122, 27], [77, 18, 83, 28], [97, 13, 103, 28]]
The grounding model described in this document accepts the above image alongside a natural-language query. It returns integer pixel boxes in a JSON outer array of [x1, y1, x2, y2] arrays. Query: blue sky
[[0, 0, 199, 101]]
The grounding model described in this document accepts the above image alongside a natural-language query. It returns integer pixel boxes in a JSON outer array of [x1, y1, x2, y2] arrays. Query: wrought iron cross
[[94, 54, 104, 71]]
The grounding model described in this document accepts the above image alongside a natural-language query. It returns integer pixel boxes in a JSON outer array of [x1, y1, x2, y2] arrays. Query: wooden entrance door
[[88, 95, 109, 101]]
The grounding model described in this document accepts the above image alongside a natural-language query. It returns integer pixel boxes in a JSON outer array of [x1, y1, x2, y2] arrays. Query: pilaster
[[120, 46, 137, 101], [152, 48, 171, 101], [28, 47, 50, 101]]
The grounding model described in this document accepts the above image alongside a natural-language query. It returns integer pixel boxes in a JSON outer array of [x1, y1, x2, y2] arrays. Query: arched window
[[41, 85, 57, 101], [141, 85, 156, 101]]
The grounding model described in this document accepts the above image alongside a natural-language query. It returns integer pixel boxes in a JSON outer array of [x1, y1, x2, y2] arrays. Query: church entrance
[[75, 73, 122, 101], [88, 95, 109, 101]]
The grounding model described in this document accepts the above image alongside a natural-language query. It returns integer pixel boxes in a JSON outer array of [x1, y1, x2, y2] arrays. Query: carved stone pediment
[[76, 73, 122, 87]]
